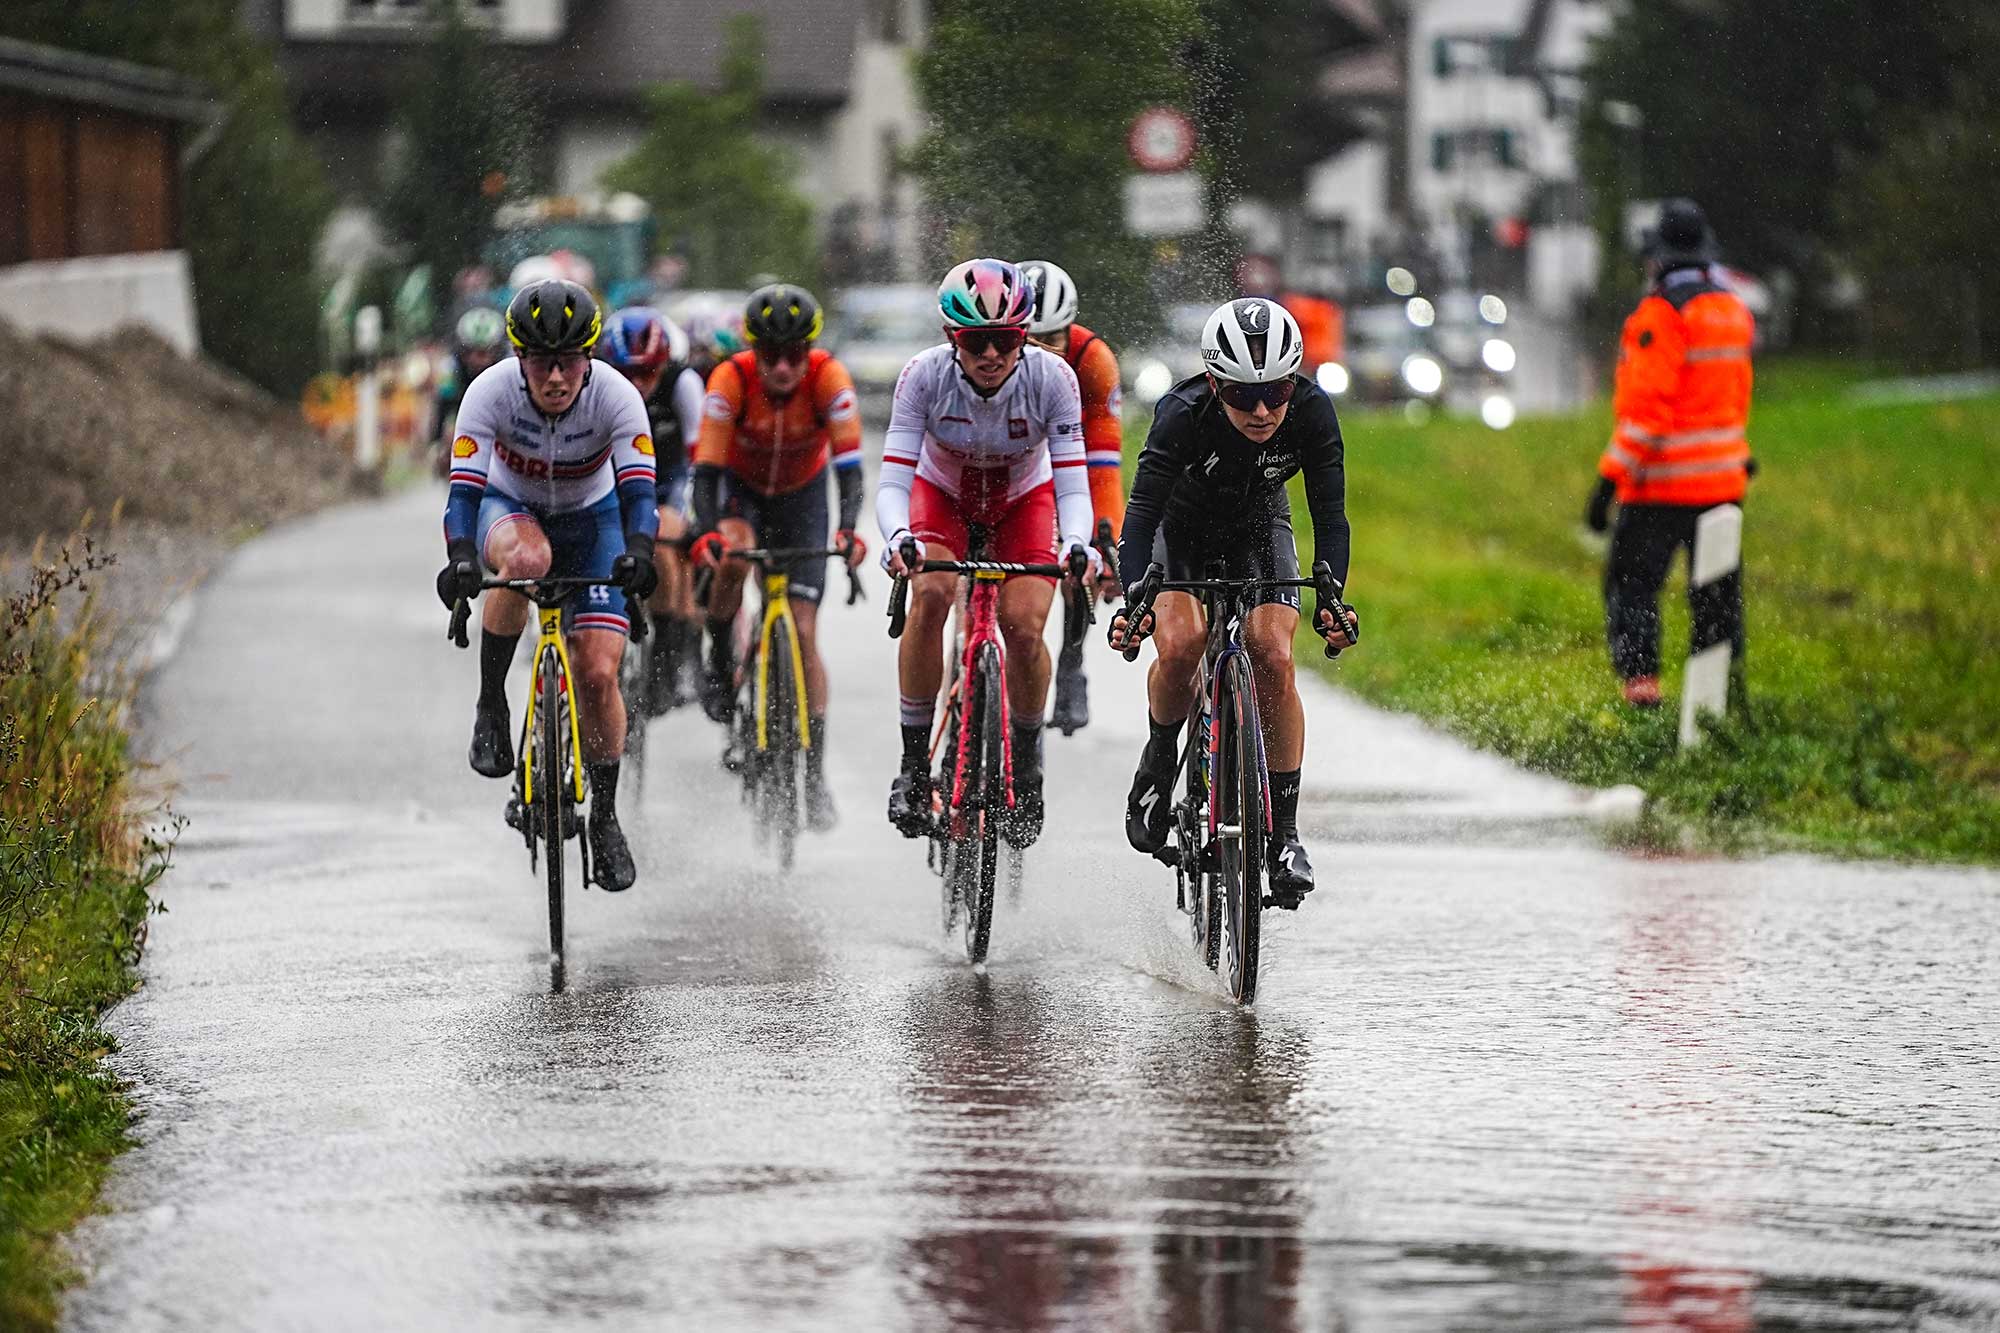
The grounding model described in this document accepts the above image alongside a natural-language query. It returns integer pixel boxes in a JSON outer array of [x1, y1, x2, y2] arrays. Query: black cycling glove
[[1585, 477, 1615, 534], [613, 533, 659, 602], [436, 538, 481, 608]]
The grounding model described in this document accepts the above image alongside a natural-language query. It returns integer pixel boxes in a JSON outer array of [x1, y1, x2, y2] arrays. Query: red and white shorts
[[909, 475, 1056, 580]]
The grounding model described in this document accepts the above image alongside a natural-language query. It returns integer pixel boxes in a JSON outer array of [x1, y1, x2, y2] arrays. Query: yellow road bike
[[450, 576, 644, 971], [716, 547, 863, 871]]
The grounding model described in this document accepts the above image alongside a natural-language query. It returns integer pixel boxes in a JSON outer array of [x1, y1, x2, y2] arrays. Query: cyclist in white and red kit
[[876, 258, 1098, 846]]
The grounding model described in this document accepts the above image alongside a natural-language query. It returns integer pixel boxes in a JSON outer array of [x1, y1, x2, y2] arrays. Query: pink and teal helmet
[[938, 258, 1035, 329]]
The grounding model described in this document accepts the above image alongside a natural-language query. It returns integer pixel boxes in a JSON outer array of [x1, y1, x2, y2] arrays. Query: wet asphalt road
[[66, 487, 2000, 1331]]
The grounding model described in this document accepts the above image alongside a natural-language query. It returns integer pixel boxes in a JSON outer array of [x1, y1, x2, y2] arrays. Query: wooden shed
[[0, 37, 212, 266]]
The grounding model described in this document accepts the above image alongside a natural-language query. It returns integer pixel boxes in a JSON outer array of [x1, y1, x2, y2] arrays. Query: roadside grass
[[1287, 362, 2000, 861], [0, 541, 166, 1331]]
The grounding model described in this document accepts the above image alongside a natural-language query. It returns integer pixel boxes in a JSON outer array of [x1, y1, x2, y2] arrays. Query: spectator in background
[[1586, 198, 1755, 708]]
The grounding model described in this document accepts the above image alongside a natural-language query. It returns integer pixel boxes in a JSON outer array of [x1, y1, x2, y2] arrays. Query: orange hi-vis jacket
[[694, 348, 863, 496], [1062, 323, 1126, 537], [1600, 269, 1754, 507]]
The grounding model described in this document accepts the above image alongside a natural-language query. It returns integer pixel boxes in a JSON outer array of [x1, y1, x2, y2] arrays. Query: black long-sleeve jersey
[[1117, 374, 1351, 590]]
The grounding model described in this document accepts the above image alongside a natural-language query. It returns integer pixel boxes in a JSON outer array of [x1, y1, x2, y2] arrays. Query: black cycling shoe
[[806, 779, 838, 833], [1264, 834, 1315, 910], [1051, 648, 1089, 735], [1004, 776, 1045, 848], [589, 810, 637, 892], [1125, 752, 1176, 855], [887, 764, 933, 839], [469, 704, 514, 779], [698, 664, 735, 724]]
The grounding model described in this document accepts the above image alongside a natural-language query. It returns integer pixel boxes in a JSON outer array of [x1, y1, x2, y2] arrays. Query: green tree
[[0, 0, 334, 395], [1579, 0, 1974, 345], [909, 0, 1203, 344], [380, 2, 527, 321], [603, 16, 817, 289]]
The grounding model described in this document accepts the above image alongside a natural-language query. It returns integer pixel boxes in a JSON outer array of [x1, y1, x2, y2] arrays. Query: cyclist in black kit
[[1107, 297, 1358, 907]]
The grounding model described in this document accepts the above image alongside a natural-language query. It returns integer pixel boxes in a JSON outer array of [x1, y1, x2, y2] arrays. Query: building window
[[1433, 32, 1517, 78], [347, 0, 500, 23], [1431, 127, 1522, 174]]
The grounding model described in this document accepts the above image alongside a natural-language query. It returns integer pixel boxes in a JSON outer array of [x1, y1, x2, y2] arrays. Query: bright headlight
[[1481, 393, 1517, 430], [1481, 338, 1516, 373], [1401, 354, 1443, 396], [1133, 360, 1174, 403], [1316, 362, 1350, 395]]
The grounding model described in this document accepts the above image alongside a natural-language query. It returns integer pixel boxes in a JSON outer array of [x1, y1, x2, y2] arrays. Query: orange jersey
[[1064, 323, 1126, 537], [694, 348, 863, 496]]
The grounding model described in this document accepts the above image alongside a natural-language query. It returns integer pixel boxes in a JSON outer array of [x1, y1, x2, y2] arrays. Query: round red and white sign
[[1127, 106, 1197, 173]]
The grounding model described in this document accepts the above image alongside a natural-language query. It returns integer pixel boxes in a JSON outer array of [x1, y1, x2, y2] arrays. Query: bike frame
[[1195, 599, 1271, 840], [751, 567, 811, 754], [939, 568, 1015, 823], [520, 601, 588, 811]]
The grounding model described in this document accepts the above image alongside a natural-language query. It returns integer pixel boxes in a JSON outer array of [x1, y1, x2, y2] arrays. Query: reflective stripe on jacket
[[1600, 269, 1754, 506]]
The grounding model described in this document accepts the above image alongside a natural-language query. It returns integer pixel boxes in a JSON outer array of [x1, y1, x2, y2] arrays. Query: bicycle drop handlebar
[[885, 538, 1094, 643], [446, 575, 649, 649], [1113, 560, 1360, 662], [720, 546, 867, 607]]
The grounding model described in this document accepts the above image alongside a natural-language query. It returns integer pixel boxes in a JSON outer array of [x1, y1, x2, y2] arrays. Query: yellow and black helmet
[[743, 283, 823, 345], [506, 278, 602, 353]]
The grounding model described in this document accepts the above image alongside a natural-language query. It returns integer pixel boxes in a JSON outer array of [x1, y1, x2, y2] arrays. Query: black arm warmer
[[835, 463, 864, 531]]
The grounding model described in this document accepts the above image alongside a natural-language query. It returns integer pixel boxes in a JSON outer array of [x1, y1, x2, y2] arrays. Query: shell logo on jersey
[[452, 435, 479, 459], [633, 434, 655, 456]]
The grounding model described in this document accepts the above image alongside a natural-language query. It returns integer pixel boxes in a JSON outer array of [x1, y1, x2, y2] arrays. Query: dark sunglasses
[[949, 326, 1028, 357], [1214, 378, 1297, 412], [522, 351, 589, 376], [755, 341, 811, 366]]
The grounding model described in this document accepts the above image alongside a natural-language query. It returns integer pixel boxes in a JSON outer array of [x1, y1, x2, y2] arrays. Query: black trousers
[[1604, 502, 1745, 680]]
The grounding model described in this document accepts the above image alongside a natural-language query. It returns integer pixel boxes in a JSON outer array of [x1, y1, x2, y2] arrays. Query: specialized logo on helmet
[[1236, 301, 1270, 334], [452, 435, 478, 458]]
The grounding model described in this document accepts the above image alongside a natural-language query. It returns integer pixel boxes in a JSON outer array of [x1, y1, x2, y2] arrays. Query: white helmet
[[1200, 298, 1304, 384], [1019, 259, 1078, 335]]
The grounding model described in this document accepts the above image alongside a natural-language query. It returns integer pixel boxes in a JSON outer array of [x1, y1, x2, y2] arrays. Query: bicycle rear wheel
[[1213, 653, 1264, 1004], [538, 648, 567, 964], [762, 616, 802, 871], [1182, 705, 1220, 971], [959, 640, 1004, 964]]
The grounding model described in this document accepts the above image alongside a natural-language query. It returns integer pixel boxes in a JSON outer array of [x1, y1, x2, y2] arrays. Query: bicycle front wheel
[[1213, 652, 1264, 1004], [762, 615, 802, 871], [538, 648, 567, 964], [960, 640, 1004, 964]]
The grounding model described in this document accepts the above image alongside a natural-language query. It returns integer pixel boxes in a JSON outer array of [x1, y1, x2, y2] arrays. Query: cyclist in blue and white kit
[[435, 280, 660, 890]]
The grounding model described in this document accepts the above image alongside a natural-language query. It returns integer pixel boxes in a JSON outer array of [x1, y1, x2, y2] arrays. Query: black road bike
[[1117, 559, 1356, 1004]]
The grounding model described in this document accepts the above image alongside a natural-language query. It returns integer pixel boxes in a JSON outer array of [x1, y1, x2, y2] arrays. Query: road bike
[[715, 546, 864, 871], [449, 577, 644, 968], [1115, 559, 1356, 1004], [888, 533, 1089, 964]]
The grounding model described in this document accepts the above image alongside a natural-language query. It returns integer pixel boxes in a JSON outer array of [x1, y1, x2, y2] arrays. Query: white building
[[1307, 0, 1612, 314], [245, 0, 927, 281]]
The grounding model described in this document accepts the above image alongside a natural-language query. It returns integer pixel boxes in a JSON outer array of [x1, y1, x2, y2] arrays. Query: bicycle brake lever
[[449, 597, 471, 649]]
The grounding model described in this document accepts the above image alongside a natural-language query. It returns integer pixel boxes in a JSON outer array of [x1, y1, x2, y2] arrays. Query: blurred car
[[1340, 302, 1444, 406], [828, 284, 941, 394], [1121, 302, 1213, 405]]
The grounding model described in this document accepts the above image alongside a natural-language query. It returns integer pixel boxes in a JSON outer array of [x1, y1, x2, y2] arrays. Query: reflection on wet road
[[66, 490, 2000, 1331]]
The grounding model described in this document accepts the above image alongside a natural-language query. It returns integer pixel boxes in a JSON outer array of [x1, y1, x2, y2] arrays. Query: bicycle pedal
[[504, 798, 527, 832]]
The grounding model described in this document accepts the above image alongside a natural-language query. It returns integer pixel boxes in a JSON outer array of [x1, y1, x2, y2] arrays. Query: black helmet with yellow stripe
[[743, 283, 822, 345], [506, 279, 602, 353]]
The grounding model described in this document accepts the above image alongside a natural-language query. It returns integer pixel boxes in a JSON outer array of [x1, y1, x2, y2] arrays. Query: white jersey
[[446, 358, 656, 516], [875, 342, 1091, 551]]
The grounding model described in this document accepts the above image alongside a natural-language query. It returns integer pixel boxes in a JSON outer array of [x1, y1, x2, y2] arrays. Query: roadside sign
[[1679, 502, 1743, 746], [1128, 107, 1197, 173], [1124, 172, 1205, 237]]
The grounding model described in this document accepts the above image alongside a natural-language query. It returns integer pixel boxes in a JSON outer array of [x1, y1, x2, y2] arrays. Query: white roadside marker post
[[354, 304, 383, 475], [1679, 502, 1743, 747]]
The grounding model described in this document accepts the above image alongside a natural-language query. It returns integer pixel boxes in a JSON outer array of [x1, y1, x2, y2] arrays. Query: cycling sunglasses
[[521, 351, 590, 376], [949, 326, 1028, 357], [755, 341, 812, 366], [1214, 378, 1298, 412]]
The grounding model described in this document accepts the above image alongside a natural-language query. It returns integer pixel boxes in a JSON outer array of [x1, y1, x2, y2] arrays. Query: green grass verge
[[1, 544, 165, 1330], [1277, 362, 2000, 861]]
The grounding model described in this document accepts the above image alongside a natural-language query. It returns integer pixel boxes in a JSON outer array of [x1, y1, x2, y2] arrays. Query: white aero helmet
[[1019, 259, 1079, 335], [1200, 298, 1304, 384]]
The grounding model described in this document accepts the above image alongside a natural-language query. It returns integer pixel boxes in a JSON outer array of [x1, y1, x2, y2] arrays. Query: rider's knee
[[1152, 621, 1203, 676], [494, 534, 551, 579], [1247, 621, 1296, 690], [908, 577, 953, 625], [576, 646, 620, 698]]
